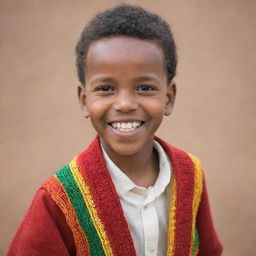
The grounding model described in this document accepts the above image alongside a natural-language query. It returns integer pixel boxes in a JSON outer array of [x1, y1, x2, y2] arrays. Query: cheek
[[86, 98, 109, 117], [142, 97, 165, 117], [86, 102, 108, 133]]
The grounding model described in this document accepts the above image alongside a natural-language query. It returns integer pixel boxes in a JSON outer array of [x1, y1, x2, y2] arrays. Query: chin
[[111, 144, 141, 156], [100, 132, 154, 158]]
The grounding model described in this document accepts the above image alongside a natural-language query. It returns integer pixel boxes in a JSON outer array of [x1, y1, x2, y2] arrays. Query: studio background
[[1, 0, 255, 255]]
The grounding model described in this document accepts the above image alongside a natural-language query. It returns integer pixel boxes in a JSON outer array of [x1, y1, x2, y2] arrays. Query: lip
[[107, 118, 145, 123]]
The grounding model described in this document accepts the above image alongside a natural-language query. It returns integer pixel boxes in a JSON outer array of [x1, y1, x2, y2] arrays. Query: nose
[[113, 90, 138, 112]]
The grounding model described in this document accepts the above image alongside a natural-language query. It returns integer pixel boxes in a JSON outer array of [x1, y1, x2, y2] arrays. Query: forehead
[[85, 36, 166, 78]]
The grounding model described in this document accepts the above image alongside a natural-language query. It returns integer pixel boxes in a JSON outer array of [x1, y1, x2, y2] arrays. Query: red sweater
[[7, 136, 223, 255]]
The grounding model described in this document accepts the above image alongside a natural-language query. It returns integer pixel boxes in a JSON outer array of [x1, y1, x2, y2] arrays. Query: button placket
[[141, 202, 158, 256]]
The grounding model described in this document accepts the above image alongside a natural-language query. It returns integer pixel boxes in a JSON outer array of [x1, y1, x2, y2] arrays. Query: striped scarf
[[43, 136, 203, 256]]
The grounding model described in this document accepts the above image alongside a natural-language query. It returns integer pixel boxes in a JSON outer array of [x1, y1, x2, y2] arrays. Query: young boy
[[8, 5, 222, 256]]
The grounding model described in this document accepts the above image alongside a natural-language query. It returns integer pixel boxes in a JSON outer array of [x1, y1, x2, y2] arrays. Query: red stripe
[[77, 136, 136, 256], [155, 137, 194, 256]]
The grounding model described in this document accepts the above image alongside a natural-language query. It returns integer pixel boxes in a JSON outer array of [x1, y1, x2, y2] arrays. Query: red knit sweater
[[7, 136, 223, 255]]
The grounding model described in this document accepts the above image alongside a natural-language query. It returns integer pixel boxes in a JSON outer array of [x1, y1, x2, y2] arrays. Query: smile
[[109, 121, 144, 133]]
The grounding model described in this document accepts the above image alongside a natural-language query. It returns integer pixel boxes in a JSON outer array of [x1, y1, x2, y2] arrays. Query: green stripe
[[192, 228, 199, 256], [56, 165, 105, 256]]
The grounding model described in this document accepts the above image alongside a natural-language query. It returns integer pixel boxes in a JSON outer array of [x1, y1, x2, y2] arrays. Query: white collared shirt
[[102, 140, 171, 256]]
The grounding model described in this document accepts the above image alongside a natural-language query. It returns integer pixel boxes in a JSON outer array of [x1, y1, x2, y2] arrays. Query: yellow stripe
[[167, 178, 177, 256], [69, 158, 114, 256], [188, 154, 203, 256]]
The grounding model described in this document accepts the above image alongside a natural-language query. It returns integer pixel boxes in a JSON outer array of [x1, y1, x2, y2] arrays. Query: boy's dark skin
[[7, 6, 223, 255], [78, 36, 176, 187]]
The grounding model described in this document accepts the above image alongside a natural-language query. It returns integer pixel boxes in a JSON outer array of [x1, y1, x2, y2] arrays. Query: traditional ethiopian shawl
[[43, 136, 203, 256]]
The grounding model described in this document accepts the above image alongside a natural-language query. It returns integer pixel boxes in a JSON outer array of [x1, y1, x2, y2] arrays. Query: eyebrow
[[90, 75, 160, 84], [134, 75, 159, 83], [90, 77, 116, 84]]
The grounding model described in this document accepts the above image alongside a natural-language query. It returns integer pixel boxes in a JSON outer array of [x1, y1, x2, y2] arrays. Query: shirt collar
[[152, 140, 171, 198], [101, 140, 171, 197], [101, 148, 135, 195]]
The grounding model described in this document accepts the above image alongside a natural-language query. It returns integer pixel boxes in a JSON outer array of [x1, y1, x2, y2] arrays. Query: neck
[[101, 139, 159, 187]]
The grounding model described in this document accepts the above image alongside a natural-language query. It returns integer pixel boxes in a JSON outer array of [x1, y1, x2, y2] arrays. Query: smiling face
[[78, 37, 176, 158]]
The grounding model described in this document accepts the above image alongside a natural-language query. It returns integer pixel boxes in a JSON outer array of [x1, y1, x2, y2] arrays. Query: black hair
[[75, 4, 177, 85]]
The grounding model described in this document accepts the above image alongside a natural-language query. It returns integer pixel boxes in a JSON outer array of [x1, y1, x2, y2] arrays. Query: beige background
[[1, 0, 255, 255]]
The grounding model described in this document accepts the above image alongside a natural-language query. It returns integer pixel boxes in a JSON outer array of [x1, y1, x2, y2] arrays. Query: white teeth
[[111, 121, 142, 132], [127, 123, 132, 129]]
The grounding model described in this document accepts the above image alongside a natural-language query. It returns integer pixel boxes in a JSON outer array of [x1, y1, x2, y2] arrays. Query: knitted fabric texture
[[43, 136, 203, 256]]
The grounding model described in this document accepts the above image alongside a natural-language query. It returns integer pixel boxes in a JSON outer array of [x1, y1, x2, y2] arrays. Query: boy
[[8, 5, 222, 256]]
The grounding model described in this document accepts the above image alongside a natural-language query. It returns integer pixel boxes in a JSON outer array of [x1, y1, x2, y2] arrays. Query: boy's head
[[75, 4, 177, 85], [76, 5, 177, 157]]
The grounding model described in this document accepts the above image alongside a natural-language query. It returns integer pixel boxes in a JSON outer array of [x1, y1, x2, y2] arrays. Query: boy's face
[[78, 37, 175, 157]]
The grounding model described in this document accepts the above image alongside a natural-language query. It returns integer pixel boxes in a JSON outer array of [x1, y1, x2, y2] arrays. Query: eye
[[94, 85, 114, 92], [137, 85, 156, 92]]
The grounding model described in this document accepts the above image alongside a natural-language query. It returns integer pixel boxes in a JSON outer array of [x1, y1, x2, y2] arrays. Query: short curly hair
[[75, 4, 177, 85]]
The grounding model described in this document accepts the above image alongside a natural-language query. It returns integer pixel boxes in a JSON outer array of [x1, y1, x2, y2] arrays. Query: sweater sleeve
[[7, 188, 76, 256], [196, 176, 223, 256]]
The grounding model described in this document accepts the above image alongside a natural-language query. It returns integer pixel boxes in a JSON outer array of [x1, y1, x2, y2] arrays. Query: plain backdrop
[[1, 0, 256, 255]]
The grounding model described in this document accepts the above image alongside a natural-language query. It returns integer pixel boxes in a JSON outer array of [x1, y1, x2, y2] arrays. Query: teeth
[[111, 121, 142, 132]]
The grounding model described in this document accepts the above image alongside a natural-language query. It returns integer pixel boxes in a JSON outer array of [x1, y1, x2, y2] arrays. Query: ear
[[164, 81, 176, 116], [77, 85, 89, 118]]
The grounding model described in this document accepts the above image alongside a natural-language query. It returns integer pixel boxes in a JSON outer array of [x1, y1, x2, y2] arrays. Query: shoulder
[[41, 161, 77, 215], [7, 187, 75, 255]]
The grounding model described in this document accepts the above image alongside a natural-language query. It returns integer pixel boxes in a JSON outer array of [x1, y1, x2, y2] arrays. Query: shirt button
[[150, 247, 155, 253], [143, 204, 149, 210]]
